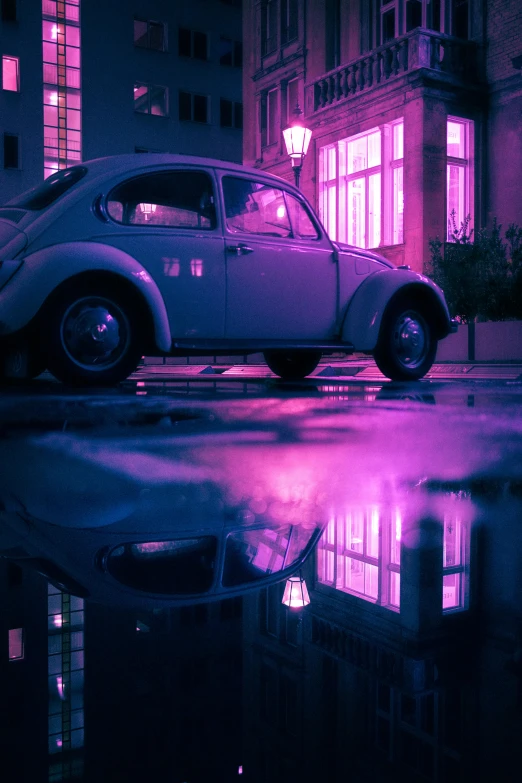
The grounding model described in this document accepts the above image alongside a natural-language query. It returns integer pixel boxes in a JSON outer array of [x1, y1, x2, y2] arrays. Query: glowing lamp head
[[282, 575, 310, 609], [283, 105, 312, 165]]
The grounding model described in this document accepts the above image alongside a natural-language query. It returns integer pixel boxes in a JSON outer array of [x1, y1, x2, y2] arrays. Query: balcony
[[307, 29, 482, 114]]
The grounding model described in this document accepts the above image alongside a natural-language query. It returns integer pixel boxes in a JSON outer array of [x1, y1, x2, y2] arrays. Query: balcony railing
[[308, 29, 481, 113]]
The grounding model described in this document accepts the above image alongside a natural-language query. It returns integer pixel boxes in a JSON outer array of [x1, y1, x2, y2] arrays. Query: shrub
[[425, 212, 520, 323]]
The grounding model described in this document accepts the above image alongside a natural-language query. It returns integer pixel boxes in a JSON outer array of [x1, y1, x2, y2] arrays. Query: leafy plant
[[425, 212, 520, 323]]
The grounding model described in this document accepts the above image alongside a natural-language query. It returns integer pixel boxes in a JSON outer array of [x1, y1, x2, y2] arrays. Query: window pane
[[368, 131, 381, 167], [391, 508, 402, 564], [286, 194, 320, 239], [134, 83, 149, 113], [447, 120, 465, 157], [8, 628, 24, 659], [348, 136, 367, 174], [267, 89, 278, 145], [393, 122, 404, 160], [447, 164, 465, 239], [234, 102, 243, 129], [364, 562, 379, 599], [179, 90, 191, 121], [150, 85, 167, 116], [406, 0, 422, 30], [178, 28, 191, 57], [393, 166, 404, 244], [287, 78, 299, 124], [220, 98, 233, 127], [134, 19, 148, 47], [382, 8, 395, 42], [389, 570, 400, 607], [366, 507, 380, 558], [193, 93, 207, 123], [193, 31, 207, 60], [223, 177, 291, 238], [2, 55, 19, 91], [368, 172, 381, 247], [149, 22, 165, 51], [347, 177, 365, 246], [443, 516, 461, 567], [219, 37, 233, 65], [443, 573, 461, 609]]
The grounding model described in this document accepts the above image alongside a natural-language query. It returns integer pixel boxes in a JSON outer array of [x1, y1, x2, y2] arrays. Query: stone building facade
[[243, 0, 522, 272]]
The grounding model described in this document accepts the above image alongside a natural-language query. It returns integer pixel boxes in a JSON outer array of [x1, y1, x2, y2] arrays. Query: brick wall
[[487, 0, 522, 83]]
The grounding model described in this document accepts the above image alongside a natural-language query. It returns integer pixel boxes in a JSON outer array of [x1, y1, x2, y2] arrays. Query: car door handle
[[227, 243, 254, 256]]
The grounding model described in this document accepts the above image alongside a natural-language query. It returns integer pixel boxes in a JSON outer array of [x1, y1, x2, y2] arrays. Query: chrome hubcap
[[392, 311, 428, 369], [61, 297, 130, 370]]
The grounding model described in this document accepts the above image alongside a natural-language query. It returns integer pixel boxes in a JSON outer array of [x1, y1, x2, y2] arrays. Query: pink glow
[[282, 575, 310, 608], [56, 738, 63, 748], [2, 56, 19, 91], [56, 676, 65, 699], [238, 765, 243, 774], [53, 613, 63, 627], [8, 628, 23, 660]]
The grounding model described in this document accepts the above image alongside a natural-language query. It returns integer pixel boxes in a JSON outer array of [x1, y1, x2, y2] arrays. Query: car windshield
[[222, 524, 319, 587], [6, 166, 88, 210], [105, 537, 217, 594]]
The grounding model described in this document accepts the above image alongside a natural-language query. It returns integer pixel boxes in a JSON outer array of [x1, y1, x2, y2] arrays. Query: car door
[[92, 168, 225, 339], [220, 174, 338, 340]]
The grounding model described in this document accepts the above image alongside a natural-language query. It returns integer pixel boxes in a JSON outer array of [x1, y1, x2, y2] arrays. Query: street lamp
[[282, 573, 310, 609], [283, 103, 312, 190]]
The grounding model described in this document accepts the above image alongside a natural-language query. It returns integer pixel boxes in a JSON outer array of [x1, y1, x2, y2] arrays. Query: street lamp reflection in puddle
[[282, 573, 310, 609]]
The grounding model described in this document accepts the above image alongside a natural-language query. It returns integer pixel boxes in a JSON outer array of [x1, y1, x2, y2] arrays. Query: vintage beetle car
[[0, 154, 455, 385]]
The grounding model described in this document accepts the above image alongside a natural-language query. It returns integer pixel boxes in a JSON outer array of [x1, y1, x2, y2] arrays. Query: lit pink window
[[2, 55, 20, 92], [8, 628, 24, 660]]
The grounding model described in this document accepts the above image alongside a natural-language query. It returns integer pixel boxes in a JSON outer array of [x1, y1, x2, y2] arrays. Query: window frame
[[133, 82, 169, 117], [133, 17, 168, 52], [2, 54, 20, 92], [178, 27, 208, 60], [220, 98, 243, 129], [446, 116, 474, 242], [178, 90, 210, 124]]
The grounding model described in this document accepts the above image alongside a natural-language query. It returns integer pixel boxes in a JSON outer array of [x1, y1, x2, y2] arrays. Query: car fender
[[341, 269, 452, 350], [0, 241, 171, 351]]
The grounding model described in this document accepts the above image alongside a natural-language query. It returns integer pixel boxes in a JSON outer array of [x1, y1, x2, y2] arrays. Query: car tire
[[44, 284, 143, 386], [263, 350, 322, 380], [373, 298, 437, 381]]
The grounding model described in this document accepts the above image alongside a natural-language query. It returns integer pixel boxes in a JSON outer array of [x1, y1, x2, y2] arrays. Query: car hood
[[333, 241, 394, 269]]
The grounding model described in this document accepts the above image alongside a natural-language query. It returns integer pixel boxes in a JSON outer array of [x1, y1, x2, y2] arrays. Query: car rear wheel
[[263, 350, 322, 380], [45, 285, 143, 386], [373, 299, 437, 381]]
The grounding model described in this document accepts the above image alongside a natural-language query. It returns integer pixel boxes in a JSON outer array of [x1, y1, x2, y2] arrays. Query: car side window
[[285, 193, 320, 240], [106, 170, 216, 229], [222, 176, 291, 238]]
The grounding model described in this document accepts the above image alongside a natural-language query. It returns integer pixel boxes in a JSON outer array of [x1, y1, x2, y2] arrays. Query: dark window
[[179, 91, 209, 124], [134, 18, 167, 51], [105, 538, 218, 594], [7, 562, 23, 588], [261, 0, 278, 55], [3, 133, 19, 169], [281, 0, 298, 44], [325, 0, 341, 71], [382, 8, 395, 43], [178, 27, 208, 60], [7, 165, 88, 209], [1, 0, 16, 22], [219, 36, 243, 67], [406, 0, 422, 31], [106, 170, 216, 229], [220, 98, 243, 128], [452, 0, 469, 38]]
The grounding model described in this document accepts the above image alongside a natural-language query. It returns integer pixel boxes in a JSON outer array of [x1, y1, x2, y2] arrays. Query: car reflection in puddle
[[1, 397, 522, 780]]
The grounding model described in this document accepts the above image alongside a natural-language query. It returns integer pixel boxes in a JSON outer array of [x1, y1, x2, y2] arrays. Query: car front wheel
[[263, 350, 322, 380], [373, 300, 437, 381], [45, 286, 143, 386]]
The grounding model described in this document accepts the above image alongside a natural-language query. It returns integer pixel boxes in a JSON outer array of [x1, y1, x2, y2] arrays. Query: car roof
[[80, 153, 295, 186]]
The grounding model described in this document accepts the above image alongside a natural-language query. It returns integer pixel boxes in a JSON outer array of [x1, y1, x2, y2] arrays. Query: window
[[325, 0, 340, 71], [220, 98, 243, 128], [318, 506, 468, 612], [179, 90, 209, 123], [319, 121, 403, 249], [380, 0, 397, 43], [134, 18, 167, 51], [261, 87, 279, 147], [405, 0, 422, 30], [222, 176, 320, 240], [134, 83, 168, 116], [178, 28, 208, 60], [1, 0, 16, 22], [281, 0, 298, 44], [452, 0, 469, 38], [285, 78, 299, 125], [8, 628, 24, 660], [261, 0, 278, 55], [3, 132, 19, 168], [2, 55, 19, 91], [446, 117, 474, 241], [106, 171, 216, 230], [219, 36, 242, 67]]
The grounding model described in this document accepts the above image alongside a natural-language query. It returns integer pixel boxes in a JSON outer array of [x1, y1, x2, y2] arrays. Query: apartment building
[[243, 0, 522, 272], [0, 0, 243, 202]]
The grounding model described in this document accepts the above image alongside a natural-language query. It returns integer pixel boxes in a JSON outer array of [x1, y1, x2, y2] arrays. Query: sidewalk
[[134, 356, 522, 382]]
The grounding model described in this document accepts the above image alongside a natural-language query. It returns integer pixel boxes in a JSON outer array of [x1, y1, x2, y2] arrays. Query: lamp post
[[282, 103, 312, 190]]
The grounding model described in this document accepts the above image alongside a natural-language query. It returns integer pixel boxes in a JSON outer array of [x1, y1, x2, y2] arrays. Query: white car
[[0, 154, 455, 385]]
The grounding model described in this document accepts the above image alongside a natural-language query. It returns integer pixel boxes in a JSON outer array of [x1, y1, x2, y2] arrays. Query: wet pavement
[[1, 373, 522, 782]]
